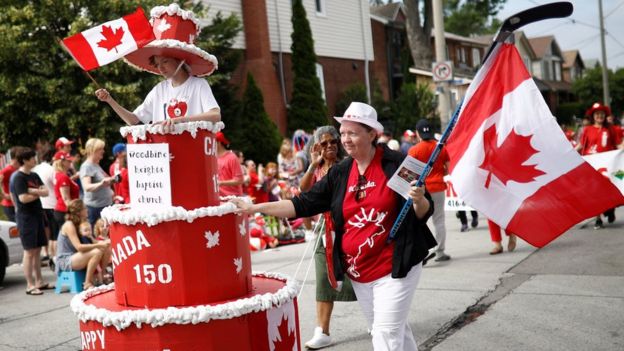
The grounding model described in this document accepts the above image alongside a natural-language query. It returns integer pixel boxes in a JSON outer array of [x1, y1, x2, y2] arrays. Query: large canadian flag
[[446, 43, 624, 247], [61, 8, 154, 71]]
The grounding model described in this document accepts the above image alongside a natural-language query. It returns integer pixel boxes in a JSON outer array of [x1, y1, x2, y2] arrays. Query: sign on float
[[127, 143, 172, 208]]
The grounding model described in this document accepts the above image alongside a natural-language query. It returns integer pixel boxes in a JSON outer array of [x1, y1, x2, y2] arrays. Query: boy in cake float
[[95, 4, 221, 127]]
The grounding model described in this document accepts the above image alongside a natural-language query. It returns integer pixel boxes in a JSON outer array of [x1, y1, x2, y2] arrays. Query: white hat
[[334, 102, 384, 133]]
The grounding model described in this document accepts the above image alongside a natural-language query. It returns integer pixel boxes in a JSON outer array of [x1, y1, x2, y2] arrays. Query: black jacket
[[291, 145, 437, 282]]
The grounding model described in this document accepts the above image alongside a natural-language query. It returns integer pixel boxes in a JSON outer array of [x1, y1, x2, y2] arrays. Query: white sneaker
[[305, 326, 332, 349]]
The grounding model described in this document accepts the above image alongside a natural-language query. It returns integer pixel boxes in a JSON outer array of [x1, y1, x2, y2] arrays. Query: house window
[[316, 63, 326, 101], [523, 56, 532, 74], [315, 0, 325, 16], [460, 47, 466, 63], [472, 48, 481, 67], [554, 61, 561, 81]]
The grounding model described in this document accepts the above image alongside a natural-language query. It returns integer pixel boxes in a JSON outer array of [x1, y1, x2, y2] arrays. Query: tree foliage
[[572, 66, 624, 117], [444, 0, 506, 36], [229, 74, 282, 165], [391, 83, 437, 134], [287, 0, 328, 134], [0, 1, 242, 156]]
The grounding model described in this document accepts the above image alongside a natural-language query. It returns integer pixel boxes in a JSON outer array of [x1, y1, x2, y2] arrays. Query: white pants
[[351, 264, 422, 351], [430, 191, 447, 253]]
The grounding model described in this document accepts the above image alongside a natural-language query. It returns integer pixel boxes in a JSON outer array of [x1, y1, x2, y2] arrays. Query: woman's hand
[[310, 143, 323, 166], [408, 182, 425, 203], [157, 118, 176, 133], [95, 88, 112, 103], [230, 198, 254, 215]]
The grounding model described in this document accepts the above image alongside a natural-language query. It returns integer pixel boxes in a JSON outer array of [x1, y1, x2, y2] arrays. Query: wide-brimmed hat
[[123, 3, 218, 77], [585, 102, 611, 117], [415, 119, 434, 140], [53, 151, 74, 161], [333, 102, 384, 133], [55, 137, 74, 150]]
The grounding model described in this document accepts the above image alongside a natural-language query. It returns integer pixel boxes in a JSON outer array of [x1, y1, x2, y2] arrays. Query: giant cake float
[[70, 122, 301, 350]]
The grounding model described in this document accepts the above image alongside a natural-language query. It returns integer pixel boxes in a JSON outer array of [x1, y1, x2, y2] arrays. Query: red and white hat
[[55, 137, 74, 150], [124, 3, 218, 77], [585, 102, 611, 117]]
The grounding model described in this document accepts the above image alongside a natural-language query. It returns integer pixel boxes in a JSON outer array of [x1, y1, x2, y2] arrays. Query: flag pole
[[386, 97, 465, 242], [56, 36, 102, 89]]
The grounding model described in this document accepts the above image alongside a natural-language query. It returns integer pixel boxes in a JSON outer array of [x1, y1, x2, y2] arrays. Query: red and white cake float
[[70, 121, 301, 350]]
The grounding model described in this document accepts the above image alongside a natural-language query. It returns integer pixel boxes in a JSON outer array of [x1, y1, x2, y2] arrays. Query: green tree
[[445, 0, 506, 36], [287, 0, 328, 134], [0, 2, 242, 155], [572, 66, 624, 117], [230, 74, 282, 165], [391, 83, 437, 133]]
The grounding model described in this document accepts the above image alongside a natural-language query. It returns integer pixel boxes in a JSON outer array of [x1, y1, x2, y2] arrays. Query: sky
[[495, 0, 624, 70]]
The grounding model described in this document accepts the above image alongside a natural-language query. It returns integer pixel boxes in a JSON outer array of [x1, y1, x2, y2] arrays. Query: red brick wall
[[371, 21, 390, 101]]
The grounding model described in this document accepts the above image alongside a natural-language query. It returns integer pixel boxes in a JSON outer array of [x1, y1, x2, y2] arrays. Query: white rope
[[297, 218, 324, 299], [292, 217, 322, 280]]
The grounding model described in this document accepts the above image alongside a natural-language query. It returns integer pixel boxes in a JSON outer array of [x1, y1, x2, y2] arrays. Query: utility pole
[[433, 0, 451, 129], [598, 0, 610, 105]]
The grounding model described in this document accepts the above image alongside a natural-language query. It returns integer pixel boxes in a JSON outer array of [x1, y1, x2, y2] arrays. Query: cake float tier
[[121, 121, 224, 209], [101, 201, 251, 308], [72, 273, 301, 351]]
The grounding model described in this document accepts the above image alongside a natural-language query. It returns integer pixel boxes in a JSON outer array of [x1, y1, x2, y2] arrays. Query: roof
[[528, 36, 555, 58], [370, 2, 402, 21], [562, 50, 584, 69], [434, 29, 489, 47]]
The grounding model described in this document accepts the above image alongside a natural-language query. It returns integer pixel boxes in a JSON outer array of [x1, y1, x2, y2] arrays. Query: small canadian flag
[[61, 8, 154, 71]]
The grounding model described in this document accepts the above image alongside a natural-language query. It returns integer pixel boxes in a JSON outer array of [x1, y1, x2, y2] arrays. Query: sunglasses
[[355, 175, 367, 202], [319, 139, 338, 148]]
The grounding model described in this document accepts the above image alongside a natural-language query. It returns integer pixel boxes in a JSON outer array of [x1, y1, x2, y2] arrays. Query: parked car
[[0, 220, 22, 284]]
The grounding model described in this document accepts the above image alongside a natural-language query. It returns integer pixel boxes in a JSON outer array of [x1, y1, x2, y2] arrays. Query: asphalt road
[[0, 208, 622, 350]]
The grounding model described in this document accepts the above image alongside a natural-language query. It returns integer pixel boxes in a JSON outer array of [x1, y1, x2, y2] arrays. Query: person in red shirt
[[245, 160, 268, 204], [109, 143, 129, 204], [607, 114, 623, 146], [216, 132, 243, 197], [232, 102, 436, 351], [576, 102, 622, 228], [408, 119, 451, 262], [0, 146, 20, 222]]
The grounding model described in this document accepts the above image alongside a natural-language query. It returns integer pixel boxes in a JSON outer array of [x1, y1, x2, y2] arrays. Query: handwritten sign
[[127, 143, 172, 209]]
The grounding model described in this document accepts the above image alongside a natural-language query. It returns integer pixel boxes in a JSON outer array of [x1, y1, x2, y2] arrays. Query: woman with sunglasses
[[299, 126, 356, 350], [232, 102, 437, 351]]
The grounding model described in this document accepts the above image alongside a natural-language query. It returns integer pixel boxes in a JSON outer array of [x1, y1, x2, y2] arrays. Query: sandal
[[36, 282, 55, 290], [489, 246, 503, 255], [26, 287, 44, 295]]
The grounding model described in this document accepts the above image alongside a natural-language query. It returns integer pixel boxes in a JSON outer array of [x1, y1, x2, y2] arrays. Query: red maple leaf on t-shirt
[[97, 25, 124, 52], [274, 315, 296, 351], [479, 124, 545, 188]]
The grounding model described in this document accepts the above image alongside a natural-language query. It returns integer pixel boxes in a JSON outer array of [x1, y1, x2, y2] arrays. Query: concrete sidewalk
[[0, 208, 622, 350]]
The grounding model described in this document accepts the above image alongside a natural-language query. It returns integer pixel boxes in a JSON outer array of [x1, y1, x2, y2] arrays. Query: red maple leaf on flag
[[97, 25, 124, 52], [274, 314, 296, 351], [479, 124, 545, 188]]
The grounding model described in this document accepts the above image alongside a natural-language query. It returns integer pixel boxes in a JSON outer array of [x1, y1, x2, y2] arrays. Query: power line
[[605, 0, 624, 18], [608, 51, 624, 61], [607, 33, 624, 51]]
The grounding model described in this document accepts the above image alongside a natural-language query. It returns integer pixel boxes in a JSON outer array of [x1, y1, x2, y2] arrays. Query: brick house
[[204, 0, 374, 133]]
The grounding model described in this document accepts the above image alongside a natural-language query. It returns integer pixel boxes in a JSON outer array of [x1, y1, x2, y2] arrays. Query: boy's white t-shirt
[[133, 76, 220, 124]]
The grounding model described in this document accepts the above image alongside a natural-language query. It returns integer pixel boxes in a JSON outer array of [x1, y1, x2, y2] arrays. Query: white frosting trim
[[101, 198, 249, 227], [150, 3, 201, 34], [120, 121, 224, 142], [70, 272, 299, 331]]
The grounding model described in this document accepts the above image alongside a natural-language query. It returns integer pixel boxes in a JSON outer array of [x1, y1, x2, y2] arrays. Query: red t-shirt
[[579, 125, 618, 155], [341, 147, 397, 283], [0, 164, 16, 207], [218, 151, 243, 196], [408, 140, 449, 193], [54, 171, 80, 212], [612, 125, 623, 146]]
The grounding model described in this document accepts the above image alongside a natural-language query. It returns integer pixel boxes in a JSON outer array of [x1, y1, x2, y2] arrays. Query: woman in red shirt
[[53, 151, 80, 236], [576, 102, 621, 228], [232, 102, 436, 350]]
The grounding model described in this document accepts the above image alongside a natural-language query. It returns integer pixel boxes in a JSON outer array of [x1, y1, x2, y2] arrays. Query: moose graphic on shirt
[[345, 207, 387, 279]]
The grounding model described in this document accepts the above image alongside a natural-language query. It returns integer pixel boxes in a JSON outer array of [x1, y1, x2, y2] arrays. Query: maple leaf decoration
[[479, 124, 545, 189], [97, 25, 124, 53], [274, 315, 296, 351]]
